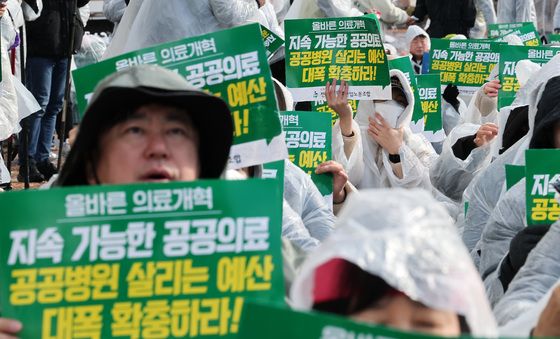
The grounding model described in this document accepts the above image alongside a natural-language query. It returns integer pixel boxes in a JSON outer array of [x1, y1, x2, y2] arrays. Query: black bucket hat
[[57, 65, 233, 186]]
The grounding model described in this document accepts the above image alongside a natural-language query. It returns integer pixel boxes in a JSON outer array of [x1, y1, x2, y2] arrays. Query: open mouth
[[141, 170, 173, 182]]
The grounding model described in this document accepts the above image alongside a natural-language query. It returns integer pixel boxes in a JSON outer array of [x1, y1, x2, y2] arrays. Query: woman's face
[[350, 293, 461, 337]]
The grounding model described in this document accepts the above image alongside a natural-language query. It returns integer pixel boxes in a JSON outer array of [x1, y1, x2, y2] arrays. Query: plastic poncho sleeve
[[282, 200, 320, 252], [103, 0, 127, 24], [479, 180, 526, 305], [332, 120, 364, 187], [356, 0, 409, 24], [475, 0, 497, 24], [0, 25, 19, 141], [515, 0, 534, 24], [461, 86, 498, 125], [284, 161, 335, 242], [442, 98, 465, 136], [497, 0, 534, 24], [209, 0, 259, 27], [430, 123, 493, 202], [499, 280, 560, 337], [316, 0, 363, 18], [460, 139, 521, 252], [494, 221, 560, 326], [381, 140, 432, 189]]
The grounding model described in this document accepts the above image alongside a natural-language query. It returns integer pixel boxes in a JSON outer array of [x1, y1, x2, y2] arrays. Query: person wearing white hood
[[405, 25, 430, 75], [327, 71, 437, 191], [290, 189, 498, 337]]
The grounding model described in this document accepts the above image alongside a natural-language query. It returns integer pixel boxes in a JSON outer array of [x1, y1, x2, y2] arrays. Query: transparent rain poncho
[[458, 55, 560, 257], [290, 189, 498, 338], [104, 0, 258, 57]]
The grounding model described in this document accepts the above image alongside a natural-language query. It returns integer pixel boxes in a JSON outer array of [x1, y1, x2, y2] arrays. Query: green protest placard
[[73, 23, 287, 170], [549, 34, 560, 44], [238, 302, 450, 339], [0, 179, 284, 339], [506, 164, 525, 190], [488, 22, 536, 39], [285, 16, 391, 102], [260, 25, 284, 60], [525, 149, 560, 225], [310, 99, 357, 126], [280, 111, 333, 198], [261, 160, 286, 181], [416, 73, 443, 142], [498, 45, 560, 109], [388, 56, 424, 134], [428, 39, 500, 96], [492, 23, 541, 46]]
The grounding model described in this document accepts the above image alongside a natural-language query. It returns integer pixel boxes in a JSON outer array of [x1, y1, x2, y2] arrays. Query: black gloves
[[442, 83, 460, 112], [499, 224, 551, 292]]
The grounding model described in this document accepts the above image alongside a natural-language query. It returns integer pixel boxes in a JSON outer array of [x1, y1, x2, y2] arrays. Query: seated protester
[[432, 106, 527, 204], [328, 73, 438, 191], [478, 73, 560, 306], [290, 189, 498, 337], [229, 160, 336, 251], [452, 59, 543, 253], [406, 25, 430, 75]]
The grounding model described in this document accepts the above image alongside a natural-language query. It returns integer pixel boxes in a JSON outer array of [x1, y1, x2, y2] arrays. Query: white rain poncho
[[479, 179, 526, 305], [104, 0, 258, 57], [476, 59, 560, 306], [494, 221, 560, 327], [442, 98, 466, 136], [332, 69, 437, 190], [497, 0, 537, 28], [269, 0, 290, 24], [355, 0, 409, 25], [499, 279, 560, 335], [0, 153, 10, 184], [474, 0, 497, 29], [282, 200, 320, 251], [284, 160, 335, 242], [430, 61, 540, 205], [0, 0, 41, 141], [458, 55, 560, 255], [284, 0, 362, 19], [290, 189, 498, 338], [430, 123, 493, 202], [103, 0, 127, 24], [471, 0, 497, 38], [225, 160, 333, 252]]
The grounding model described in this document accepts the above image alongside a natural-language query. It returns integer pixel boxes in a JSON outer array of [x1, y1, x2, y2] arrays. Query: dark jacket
[[26, 0, 90, 58], [414, 0, 477, 38]]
